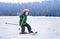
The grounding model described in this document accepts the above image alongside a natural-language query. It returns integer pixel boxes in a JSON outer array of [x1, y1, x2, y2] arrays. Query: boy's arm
[[20, 15, 25, 26], [20, 17, 25, 26]]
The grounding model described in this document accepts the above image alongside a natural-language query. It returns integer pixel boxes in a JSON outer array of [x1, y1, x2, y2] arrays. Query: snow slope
[[0, 16, 60, 39]]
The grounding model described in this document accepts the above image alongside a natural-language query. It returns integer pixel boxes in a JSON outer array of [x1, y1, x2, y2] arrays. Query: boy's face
[[25, 12, 29, 16]]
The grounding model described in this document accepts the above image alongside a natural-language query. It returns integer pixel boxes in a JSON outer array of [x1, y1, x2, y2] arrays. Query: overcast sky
[[0, 0, 45, 3]]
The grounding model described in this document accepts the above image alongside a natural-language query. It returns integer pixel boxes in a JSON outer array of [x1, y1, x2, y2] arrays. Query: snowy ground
[[0, 16, 60, 39]]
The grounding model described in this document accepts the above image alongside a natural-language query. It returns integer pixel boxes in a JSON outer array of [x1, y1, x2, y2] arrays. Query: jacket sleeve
[[21, 17, 25, 26], [20, 15, 25, 26]]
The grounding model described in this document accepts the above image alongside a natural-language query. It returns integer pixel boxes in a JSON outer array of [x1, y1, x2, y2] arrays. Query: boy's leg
[[21, 26, 25, 33], [25, 23, 33, 33]]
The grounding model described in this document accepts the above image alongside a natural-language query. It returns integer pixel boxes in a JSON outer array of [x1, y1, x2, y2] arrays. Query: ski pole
[[5, 22, 19, 26]]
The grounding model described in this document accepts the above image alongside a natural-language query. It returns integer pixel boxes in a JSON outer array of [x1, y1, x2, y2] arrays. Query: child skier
[[19, 9, 33, 34]]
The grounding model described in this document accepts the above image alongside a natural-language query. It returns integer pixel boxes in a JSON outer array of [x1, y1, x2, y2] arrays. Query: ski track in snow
[[0, 16, 60, 39]]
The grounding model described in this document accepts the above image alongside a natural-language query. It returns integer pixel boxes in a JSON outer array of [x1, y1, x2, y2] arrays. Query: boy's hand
[[19, 28, 20, 30]]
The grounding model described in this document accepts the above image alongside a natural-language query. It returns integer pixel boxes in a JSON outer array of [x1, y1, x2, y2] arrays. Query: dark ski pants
[[21, 23, 32, 33]]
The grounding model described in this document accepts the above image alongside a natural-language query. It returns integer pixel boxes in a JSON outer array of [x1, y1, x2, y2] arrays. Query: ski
[[19, 32, 37, 35], [29, 32, 37, 35]]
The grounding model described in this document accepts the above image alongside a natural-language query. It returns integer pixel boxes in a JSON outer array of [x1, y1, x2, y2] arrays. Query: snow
[[0, 16, 60, 39]]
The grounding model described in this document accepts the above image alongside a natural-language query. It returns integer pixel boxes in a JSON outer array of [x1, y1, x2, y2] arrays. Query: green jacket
[[19, 14, 27, 26]]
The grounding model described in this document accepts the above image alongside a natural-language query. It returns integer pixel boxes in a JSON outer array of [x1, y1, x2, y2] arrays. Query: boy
[[19, 9, 33, 34]]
